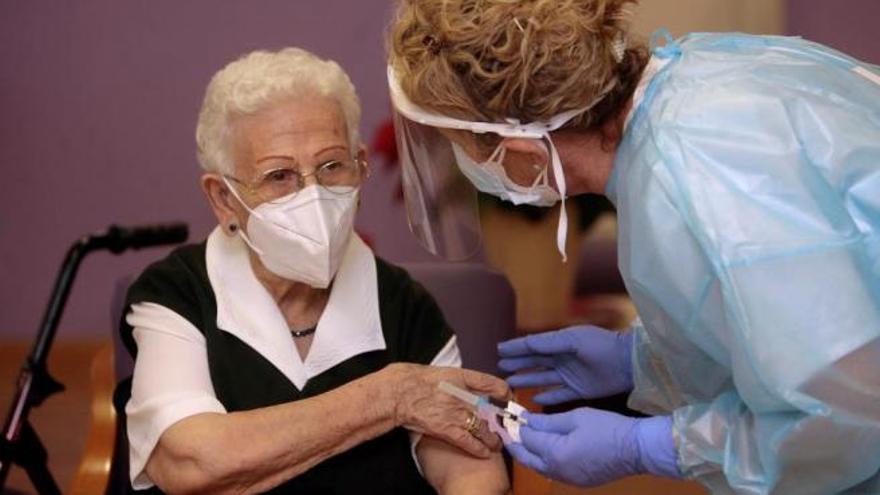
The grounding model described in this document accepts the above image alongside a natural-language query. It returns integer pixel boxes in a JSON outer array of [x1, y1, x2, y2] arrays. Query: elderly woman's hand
[[385, 363, 511, 458]]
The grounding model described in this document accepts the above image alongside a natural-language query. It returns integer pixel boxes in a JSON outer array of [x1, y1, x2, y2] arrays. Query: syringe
[[438, 381, 528, 443]]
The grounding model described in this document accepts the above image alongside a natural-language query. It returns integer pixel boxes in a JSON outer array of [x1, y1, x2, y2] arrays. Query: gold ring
[[465, 413, 480, 435]]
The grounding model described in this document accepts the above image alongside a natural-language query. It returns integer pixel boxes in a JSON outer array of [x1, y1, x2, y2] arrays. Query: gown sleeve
[[654, 67, 880, 493]]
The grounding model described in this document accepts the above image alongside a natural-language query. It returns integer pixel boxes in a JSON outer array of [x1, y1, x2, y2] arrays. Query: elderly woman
[[386, 0, 880, 493], [119, 47, 510, 494]]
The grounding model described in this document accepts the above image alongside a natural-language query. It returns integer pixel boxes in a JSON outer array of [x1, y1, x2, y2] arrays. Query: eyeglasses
[[225, 157, 366, 204]]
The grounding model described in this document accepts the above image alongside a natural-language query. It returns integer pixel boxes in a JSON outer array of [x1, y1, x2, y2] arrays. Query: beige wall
[[631, 0, 784, 40]]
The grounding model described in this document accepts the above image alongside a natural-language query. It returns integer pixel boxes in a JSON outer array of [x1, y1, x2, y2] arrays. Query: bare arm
[[147, 367, 393, 494], [145, 364, 508, 494], [417, 436, 510, 495]]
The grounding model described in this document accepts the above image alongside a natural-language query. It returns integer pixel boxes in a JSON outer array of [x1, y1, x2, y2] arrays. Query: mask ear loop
[[484, 142, 515, 191], [526, 140, 553, 189], [221, 176, 267, 256], [487, 141, 506, 162], [528, 166, 548, 189], [222, 176, 260, 217]]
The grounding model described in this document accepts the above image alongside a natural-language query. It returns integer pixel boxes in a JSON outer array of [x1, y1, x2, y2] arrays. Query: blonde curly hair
[[388, 0, 647, 135]]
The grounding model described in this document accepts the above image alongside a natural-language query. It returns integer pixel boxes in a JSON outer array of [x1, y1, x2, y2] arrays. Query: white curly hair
[[196, 47, 362, 174]]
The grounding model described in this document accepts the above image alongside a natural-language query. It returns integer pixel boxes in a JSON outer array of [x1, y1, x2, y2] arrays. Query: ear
[[201, 174, 244, 236], [500, 138, 550, 169]]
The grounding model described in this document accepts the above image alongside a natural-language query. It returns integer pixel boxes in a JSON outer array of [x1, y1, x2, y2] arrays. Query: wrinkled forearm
[[146, 365, 404, 494]]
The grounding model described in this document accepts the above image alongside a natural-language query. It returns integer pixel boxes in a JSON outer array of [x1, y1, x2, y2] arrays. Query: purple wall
[[786, 0, 880, 63], [2, 1, 878, 341], [0, 1, 431, 340]]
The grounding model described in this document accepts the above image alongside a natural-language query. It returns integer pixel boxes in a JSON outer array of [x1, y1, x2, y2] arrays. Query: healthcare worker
[[386, 0, 880, 493]]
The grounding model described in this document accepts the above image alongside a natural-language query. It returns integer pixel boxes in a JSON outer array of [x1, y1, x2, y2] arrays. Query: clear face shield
[[388, 65, 611, 261], [389, 108, 482, 260]]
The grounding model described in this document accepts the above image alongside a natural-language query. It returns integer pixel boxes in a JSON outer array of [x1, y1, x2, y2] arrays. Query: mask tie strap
[[545, 134, 568, 262]]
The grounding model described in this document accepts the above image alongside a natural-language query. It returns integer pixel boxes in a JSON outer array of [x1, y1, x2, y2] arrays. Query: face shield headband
[[388, 65, 615, 262]]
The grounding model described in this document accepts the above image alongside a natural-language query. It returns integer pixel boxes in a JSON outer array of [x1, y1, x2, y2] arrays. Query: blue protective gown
[[606, 33, 880, 494]]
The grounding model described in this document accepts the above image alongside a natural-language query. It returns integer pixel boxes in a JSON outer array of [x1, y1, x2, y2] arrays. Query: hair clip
[[612, 33, 627, 63]]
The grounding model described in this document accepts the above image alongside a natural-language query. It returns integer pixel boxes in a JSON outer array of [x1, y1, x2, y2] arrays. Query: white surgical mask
[[224, 180, 359, 288], [451, 141, 561, 207], [452, 136, 570, 261]]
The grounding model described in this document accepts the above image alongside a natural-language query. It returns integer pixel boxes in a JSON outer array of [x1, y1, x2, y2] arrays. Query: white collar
[[205, 226, 386, 390]]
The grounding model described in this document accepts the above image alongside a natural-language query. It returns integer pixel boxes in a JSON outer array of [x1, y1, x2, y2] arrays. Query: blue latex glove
[[507, 408, 681, 487], [497, 326, 634, 405]]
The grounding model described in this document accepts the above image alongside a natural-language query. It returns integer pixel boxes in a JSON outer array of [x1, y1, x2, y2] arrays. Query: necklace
[[291, 327, 316, 338]]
